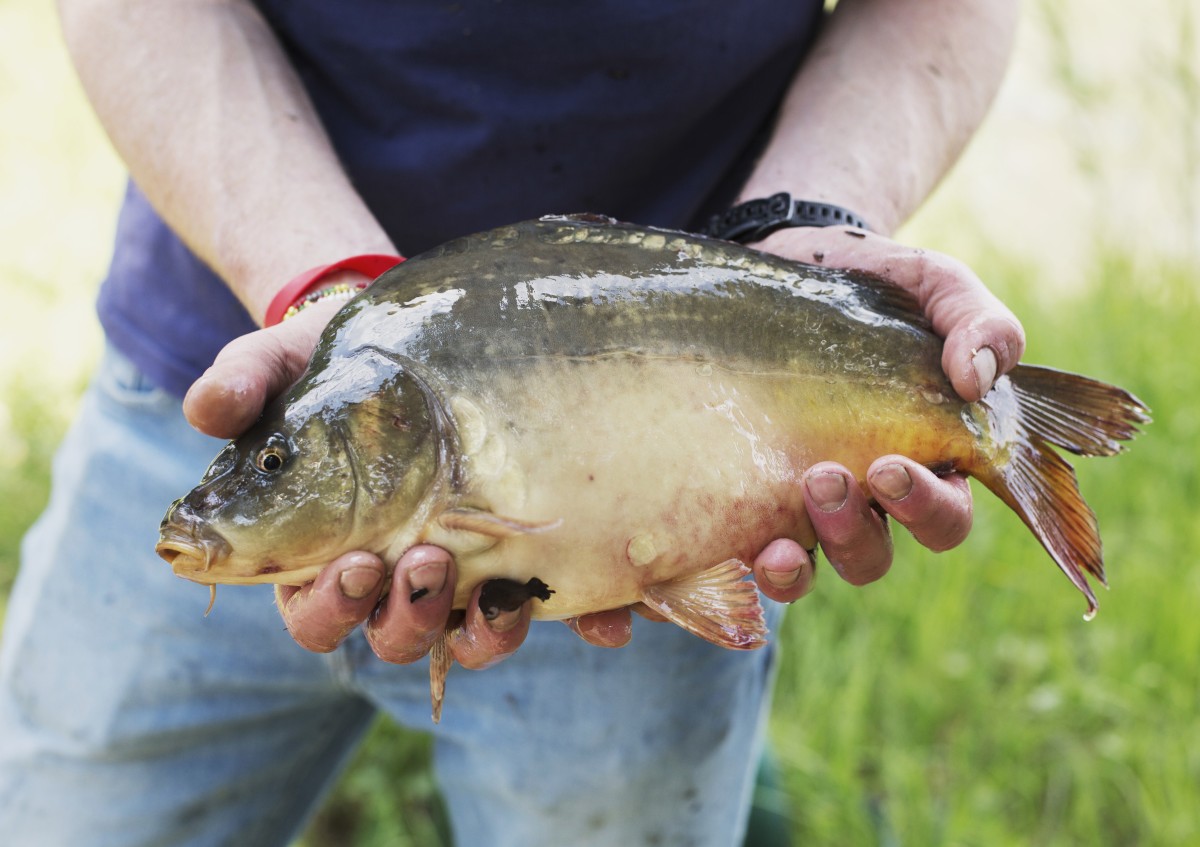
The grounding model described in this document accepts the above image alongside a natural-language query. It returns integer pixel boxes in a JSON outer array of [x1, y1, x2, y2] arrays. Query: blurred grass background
[[2, 1, 1197, 844]]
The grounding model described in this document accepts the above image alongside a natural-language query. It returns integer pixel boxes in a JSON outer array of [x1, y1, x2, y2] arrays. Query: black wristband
[[700, 193, 870, 243]]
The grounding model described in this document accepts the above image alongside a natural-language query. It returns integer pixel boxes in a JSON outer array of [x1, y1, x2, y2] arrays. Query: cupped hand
[[742, 225, 1024, 598]]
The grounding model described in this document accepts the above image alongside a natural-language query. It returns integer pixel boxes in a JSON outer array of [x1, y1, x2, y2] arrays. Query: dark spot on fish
[[812, 251, 825, 263], [588, 473, 595, 482], [845, 229, 867, 239], [392, 415, 411, 431], [258, 564, 283, 575], [478, 577, 554, 619]]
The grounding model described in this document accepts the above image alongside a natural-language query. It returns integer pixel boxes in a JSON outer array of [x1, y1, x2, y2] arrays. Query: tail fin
[[974, 365, 1149, 619]]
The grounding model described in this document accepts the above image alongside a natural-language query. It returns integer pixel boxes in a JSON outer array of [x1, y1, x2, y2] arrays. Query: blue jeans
[[0, 346, 783, 846]]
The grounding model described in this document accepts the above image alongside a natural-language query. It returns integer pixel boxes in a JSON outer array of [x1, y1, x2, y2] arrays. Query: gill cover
[[163, 347, 445, 582]]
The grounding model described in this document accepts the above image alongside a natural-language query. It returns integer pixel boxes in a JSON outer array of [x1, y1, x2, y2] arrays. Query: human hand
[[739, 225, 1025, 598]]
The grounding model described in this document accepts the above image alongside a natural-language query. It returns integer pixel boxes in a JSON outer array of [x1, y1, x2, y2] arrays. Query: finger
[[183, 332, 301, 438], [941, 315, 1025, 402], [752, 538, 816, 603], [563, 608, 633, 648], [275, 550, 385, 653], [364, 545, 456, 664], [867, 457, 973, 552], [182, 303, 336, 439], [804, 462, 893, 586], [446, 583, 532, 671], [908, 252, 1025, 401]]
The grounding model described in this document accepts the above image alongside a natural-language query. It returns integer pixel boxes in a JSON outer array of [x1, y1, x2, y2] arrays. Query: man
[[0, 1, 1021, 844]]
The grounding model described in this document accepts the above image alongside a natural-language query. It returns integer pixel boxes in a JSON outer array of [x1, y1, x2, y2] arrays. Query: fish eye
[[254, 437, 290, 474]]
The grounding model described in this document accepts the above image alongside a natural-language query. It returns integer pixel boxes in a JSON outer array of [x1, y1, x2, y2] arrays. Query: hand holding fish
[[745, 225, 1026, 590], [179, 221, 1026, 669], [161, 217, 1145, 724]]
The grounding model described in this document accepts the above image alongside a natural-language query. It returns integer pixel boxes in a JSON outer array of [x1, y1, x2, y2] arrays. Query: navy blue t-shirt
[[98, 1, 825, 396]]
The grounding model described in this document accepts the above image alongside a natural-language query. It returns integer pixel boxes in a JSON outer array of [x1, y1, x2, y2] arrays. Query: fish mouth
[[155, 529, 232, 583]]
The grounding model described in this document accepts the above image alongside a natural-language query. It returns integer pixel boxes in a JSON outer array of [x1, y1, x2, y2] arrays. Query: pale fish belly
[[433, 354, 963, 620]]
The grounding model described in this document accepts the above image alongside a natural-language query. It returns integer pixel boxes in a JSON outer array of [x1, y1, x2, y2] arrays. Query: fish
[[156, 214, 1149, 720]]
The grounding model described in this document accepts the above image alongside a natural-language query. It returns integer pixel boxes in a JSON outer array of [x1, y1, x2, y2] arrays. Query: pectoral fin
[[438, 508, 562, 538], [640, 559, 768, 650]]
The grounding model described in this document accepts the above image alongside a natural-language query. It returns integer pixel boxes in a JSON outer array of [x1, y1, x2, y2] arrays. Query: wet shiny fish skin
[[158, 214, 1148, 640]]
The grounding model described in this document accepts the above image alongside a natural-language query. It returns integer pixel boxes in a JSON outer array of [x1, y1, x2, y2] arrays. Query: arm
[[58, 0, 393, 322], [740, 0, 1025, 600], [59, 0, 521, 668]]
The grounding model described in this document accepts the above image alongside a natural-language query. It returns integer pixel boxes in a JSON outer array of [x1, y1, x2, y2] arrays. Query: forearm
[[58, 0, 394, 324], [739, 0, 1018, 236]]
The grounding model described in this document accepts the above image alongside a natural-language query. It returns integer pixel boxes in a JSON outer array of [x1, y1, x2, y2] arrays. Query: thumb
[[183, 301, 334, 438]]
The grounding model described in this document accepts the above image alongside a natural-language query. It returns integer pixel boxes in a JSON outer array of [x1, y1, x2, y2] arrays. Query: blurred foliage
[[0, 379, 72, 621]]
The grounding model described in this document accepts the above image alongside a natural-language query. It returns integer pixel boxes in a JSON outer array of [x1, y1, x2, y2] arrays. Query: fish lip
[[155, 528, 232, 580]]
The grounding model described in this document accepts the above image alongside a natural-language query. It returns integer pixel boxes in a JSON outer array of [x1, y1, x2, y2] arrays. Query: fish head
[[157, 349, 444, 586]]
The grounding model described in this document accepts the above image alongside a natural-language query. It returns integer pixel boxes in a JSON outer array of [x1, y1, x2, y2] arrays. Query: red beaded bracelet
[[263, 253, 405, 327]]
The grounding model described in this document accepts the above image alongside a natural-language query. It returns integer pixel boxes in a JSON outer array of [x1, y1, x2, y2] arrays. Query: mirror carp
[[157, 215, 1149, 720]]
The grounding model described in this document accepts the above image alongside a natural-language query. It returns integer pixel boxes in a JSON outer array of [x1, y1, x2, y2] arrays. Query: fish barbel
[[156, 215, 1149, 720]]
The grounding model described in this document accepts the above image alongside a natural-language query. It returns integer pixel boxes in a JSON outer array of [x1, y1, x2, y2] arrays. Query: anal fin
[[640, 559, 768, 650]]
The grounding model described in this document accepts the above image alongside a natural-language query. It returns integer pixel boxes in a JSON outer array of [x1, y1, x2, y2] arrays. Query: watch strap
[[700, 193, 870, 243]]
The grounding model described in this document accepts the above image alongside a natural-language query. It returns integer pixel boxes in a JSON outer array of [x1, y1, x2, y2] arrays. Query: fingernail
[[763, 566, 802, 589], [487, 607, 522, 633], [339, 566, 382, 601], [871, 463, 912, 501], [408, 560, 448, 602], [972, 347, 998, 397], [807, 471, 848, 512]]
